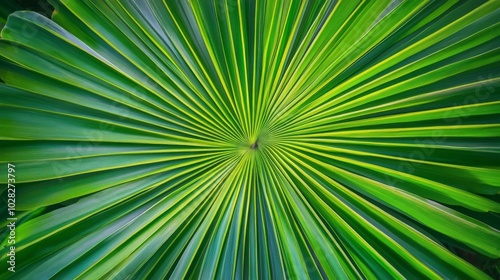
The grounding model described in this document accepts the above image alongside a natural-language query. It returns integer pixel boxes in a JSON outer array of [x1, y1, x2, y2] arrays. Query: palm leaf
[[1, 0, 499, 279]]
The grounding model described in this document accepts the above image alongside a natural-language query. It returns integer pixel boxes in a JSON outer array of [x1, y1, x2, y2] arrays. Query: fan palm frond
[[1, 0, 499, 279]]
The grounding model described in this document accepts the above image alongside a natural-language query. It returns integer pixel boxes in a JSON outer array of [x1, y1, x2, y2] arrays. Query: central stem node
[[250, 140, 259, 149]]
